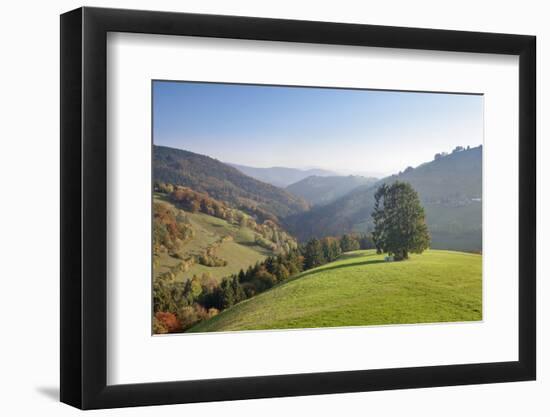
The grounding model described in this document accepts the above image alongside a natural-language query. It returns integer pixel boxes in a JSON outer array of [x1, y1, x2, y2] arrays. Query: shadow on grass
[[338, 251, 379, 260], [236, 240, 260, 247], [186, 257, 390, 333], [292, 258, 387, 282]]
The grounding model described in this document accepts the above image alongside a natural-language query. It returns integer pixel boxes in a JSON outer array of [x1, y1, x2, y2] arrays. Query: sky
[[153, 81, 483, 177]]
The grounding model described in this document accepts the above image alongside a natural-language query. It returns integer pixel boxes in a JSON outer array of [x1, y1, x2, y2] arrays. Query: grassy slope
[[154, 199, 272, 282], [189, 249, 482, 332]]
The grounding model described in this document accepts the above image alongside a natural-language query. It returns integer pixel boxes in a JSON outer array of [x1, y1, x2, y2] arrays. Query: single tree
[[371, 181, 430, 260]]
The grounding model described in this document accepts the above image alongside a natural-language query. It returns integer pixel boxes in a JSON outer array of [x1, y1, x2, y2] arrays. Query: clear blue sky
[[153, 81, 483, 176]]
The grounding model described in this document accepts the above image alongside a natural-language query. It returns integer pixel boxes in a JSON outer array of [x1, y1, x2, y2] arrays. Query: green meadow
[[190, 249, 482, 332]]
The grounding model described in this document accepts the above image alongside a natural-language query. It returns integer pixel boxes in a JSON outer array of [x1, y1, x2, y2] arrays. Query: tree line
[[155, 182, 297, 255], [153, 145, 309, 220], [153, 233, 374, 333], [153, 201, 194, 257]]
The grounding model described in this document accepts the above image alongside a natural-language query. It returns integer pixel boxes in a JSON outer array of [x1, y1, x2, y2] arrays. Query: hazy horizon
[[153, 81, 484, 175], [155, 142, 483, 179]]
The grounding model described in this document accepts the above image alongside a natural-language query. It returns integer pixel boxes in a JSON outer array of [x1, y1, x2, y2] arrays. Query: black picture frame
[[60, 6, 536, 410]]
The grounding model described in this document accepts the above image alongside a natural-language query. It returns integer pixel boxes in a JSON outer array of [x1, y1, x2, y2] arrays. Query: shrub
[[154, 311, 181, 333], [177, 306, 199, 330], [152, 316, 169, 334], [199, 273, 218, 293]]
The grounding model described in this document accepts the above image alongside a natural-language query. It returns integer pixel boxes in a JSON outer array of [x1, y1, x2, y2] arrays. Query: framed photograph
[[60, 7, 536, 409]]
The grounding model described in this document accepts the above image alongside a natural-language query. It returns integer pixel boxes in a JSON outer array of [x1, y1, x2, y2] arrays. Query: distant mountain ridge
[[153, 145, 310, 220], [284, 146, 482, 251], [286, 175, 378, 206], [154, 144, 483, 251], [228, 163, 337, 187]]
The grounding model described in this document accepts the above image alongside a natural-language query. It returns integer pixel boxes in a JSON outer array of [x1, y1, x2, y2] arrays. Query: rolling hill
[[154, 195, 297, 283], [154, 145, 310, 219], [189, 249, 482, 332], [284, 146, 482, 251], [229, 163, 337, 187], [286, 175, 377, 206]]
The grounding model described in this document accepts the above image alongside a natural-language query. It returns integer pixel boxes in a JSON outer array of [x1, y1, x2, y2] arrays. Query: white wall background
[[0, 0, 545, 415]]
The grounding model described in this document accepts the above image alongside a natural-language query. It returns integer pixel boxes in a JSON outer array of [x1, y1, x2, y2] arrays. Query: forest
[[154, 221, 373, 333]]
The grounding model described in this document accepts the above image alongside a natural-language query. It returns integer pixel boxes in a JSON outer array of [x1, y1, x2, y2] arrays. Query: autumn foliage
[[154, 311, 181, 333]]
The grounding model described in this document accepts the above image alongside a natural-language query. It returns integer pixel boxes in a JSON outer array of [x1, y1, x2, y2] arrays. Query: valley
[[152, 144, 483, 334], [286, 175, 377, 206], [283, 145, 482, 251], [189, 249, 482, 332]]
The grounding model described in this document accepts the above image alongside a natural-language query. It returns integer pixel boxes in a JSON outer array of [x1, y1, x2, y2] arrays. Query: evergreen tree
[[273, 263, 290, 282], [340, 234, 359, 252], [285, 248, 303, 274], [219, 278, 234, 309], [320, 238, 342, 262], [332, 240, 342, 259], [264, 256, 276, 274], [321, 238, 333, 262], [304, 238, 326, 269], [358, 234, 375, 250], [231, 276, 245, 303], [372, 184, 387, 254], [371, 181, 430, 260], [238, 269, 246, 282]]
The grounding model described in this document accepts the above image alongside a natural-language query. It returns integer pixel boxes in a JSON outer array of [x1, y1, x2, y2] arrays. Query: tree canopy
[[371, 181, 430, 260]]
